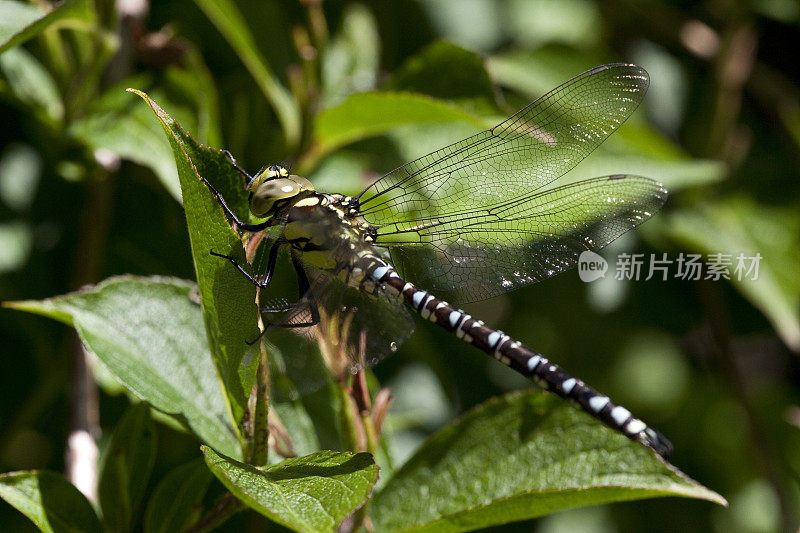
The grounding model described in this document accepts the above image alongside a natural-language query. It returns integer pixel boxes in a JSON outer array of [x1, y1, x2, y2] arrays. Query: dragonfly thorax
[[247, 164, 315, 218], [280, 191, 378, 271]]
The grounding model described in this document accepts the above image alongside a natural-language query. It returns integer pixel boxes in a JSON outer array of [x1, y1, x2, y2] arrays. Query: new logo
[[578, 250, 608, 282]]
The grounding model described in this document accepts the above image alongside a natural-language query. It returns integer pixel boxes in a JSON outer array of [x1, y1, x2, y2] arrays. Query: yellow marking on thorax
[[294, 197, 321, 208], [282, 221, 305, 242], [302, 250, 338, 269]]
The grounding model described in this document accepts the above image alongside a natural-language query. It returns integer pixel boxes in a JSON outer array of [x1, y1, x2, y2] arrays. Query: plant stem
[[338, 381, 366, 453], [252, 339, 271, 466], [66, 167, 114, 501]]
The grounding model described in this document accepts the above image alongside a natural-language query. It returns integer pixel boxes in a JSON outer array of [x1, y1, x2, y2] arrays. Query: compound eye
[[250, 178, 299, 217], [289, 175, 315, 192]]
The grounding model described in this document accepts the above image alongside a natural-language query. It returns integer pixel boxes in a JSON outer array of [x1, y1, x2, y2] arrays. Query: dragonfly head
[[248, 164, 315, 218]]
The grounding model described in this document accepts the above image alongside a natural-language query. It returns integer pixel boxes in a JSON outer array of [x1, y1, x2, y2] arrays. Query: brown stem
[[66, 168, 115, 500], [252, 340, 271, 466]]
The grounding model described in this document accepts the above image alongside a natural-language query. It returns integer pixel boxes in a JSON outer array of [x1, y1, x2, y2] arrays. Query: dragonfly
[[201, 63, 673, 457]]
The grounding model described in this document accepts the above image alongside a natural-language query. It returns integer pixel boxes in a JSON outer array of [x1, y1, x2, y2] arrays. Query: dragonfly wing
[[356, 64, 649, 230], [259, 235, 415, 372], [305, 264, 415, 369], [382, 175, 667, 304]]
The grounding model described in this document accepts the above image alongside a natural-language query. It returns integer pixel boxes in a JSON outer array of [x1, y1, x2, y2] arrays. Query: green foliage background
[[1, 0, 799, 531]]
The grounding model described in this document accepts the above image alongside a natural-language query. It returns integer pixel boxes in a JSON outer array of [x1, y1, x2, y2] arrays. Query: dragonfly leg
[[222, 149, 253, 184], [259, 253, 320, 329], [198, 161, 270, 233], [210, 239, 281, 289]]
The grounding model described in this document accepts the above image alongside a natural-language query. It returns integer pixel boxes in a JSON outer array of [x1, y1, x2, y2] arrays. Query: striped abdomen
[[367, 258, 673, 457]]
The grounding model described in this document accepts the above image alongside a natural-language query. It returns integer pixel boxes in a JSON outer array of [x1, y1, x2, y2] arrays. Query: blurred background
[[1, 0, 799, 531]]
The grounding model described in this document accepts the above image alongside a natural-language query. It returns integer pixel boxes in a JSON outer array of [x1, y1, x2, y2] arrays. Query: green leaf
[[372, 391, 725, 532], [203, 447, 379, 533], [416, 0, 503, 52], [505, 0, 602, 49], [0, 0, 95, 55], [386, 41, 495, 104], [665, 197, 800, 351], [321, 3, 379, 107], [314, 92, 485, 157], [487, 47, 607, 99], [554, 149, 727, 193], [192, 0, 300, 148], [129, 89, 260, 435], [0, 470, 102, 533], [144, 460, 212, 533], [0, 46, 63, 124], [98, 403, 156, 532], [69, 84, 182, 200], [7, 276, 242, 458], [0, 220, 33, 274]]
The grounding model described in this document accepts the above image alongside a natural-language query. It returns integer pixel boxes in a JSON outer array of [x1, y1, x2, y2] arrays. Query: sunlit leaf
[[130, 88, 260, 432], [0, 0, 95, 54], [373, 391, 725, 532], [505, 0, 602, 49], [6, 276, 242, 458], [314, 92, 484, 157], [203, 447, 378, 533]]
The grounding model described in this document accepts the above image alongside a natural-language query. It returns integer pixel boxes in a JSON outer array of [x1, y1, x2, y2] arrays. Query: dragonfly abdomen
[[367, 258, 674, 458]]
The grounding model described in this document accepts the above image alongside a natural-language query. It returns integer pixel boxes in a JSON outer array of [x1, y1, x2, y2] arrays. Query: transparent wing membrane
[[353, 63, 662, 302], [259, 240, 415, 372], [386, 175, 667, 303], [358, 64, 648, 226]]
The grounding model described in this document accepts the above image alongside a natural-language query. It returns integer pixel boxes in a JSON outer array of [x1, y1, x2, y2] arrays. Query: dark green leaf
[[0, 0, 95, 55], [98, 403, 156, 532], [665, 198, 800, 351], [321, 3, 379, 107], [144, 460, 212, 533], [129, 89, 260, 433], [0, 470, 102, 533], [7, 276, 241, 458], [386, 41, 495, 104], [203, 447, 378, 533], [372, 391, 725, 532], [0, 47, 63, 124], [192, 0, 300, 148]]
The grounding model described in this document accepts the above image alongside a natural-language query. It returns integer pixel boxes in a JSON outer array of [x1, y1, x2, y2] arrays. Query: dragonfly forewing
[[356, 63, 649, 228]]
